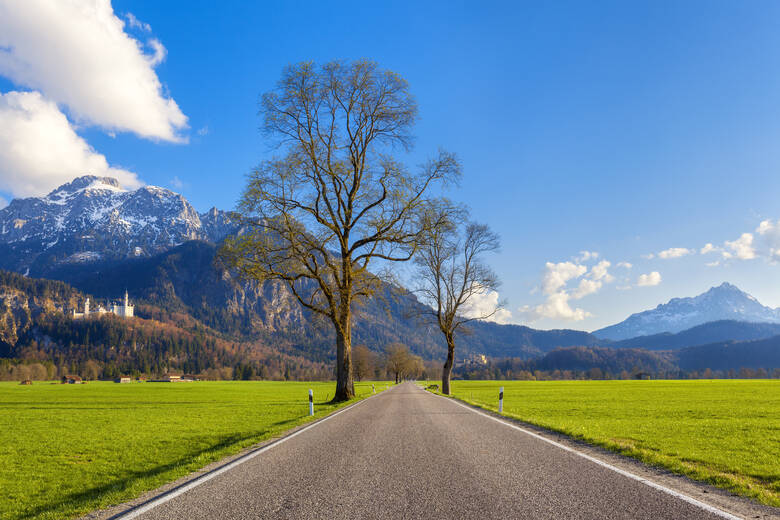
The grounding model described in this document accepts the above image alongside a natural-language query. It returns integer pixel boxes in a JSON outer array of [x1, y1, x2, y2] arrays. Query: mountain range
[[593, 282, 780, 340], [0, 176, 236, 277], [0, 176, 779, 378]]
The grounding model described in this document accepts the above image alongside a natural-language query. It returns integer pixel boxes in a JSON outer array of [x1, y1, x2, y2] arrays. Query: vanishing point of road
[[113, 382, 753, 520]]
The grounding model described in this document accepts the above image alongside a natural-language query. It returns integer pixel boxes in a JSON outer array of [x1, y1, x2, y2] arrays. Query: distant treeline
[[454, 356, 780, 380]]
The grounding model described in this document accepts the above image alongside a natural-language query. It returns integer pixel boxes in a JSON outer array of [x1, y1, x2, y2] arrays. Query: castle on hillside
[[73, 291, 134, 319]]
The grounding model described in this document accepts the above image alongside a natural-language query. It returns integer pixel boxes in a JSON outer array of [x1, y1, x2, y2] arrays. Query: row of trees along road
[[352, 343, 425, 383], [221, 60, 501, 400]]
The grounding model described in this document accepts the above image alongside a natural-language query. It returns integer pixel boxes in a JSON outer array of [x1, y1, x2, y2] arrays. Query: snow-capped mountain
[[0, 176, 237, 275], [593, 282, 780, 340]]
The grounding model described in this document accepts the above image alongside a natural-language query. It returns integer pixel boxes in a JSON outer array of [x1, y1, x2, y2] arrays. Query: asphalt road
[[121, 382, 738, 520]]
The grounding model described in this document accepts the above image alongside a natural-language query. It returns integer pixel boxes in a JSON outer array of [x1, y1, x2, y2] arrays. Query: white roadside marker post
[[499, 386, 504, 413], [309, 389, 314, 416], [372, 384, 375, 394]]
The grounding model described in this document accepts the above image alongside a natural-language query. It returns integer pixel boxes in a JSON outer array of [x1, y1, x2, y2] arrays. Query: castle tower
[[84, 297, 90, 316]]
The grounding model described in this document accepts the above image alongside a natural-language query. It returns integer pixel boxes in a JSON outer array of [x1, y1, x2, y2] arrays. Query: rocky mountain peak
[[45, 175, 125, 198], [0, 175, 238, 276], [594, 283, 780, 340]]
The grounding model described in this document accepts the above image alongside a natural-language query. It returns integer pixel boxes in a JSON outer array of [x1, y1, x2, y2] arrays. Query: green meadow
[[440, 379, 780, 507], [0, 380, 385, 520]]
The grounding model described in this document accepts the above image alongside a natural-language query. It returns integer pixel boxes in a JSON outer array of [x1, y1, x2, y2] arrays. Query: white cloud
[[642, 253, 655, 259], [125, 12, 151, 32], [700, 243, 717, 254], [576, 251, 599, 262], [572, 278, 602, 299], [518, 292, 591, 322], [588, 260, 614, 282], [658, 247, 692, 259], [724, 233, 755, 260], [460, 290, 512, 324], [0, 0, 187, 142], [146, 38, 167, 67], [637, 271, 662, 287], [617, 261, 632, 269], [197, 125, 209, 136], [541, 261, 587, 295], [170, 176, 184, 190], [705, 261, 720, 267], [0, 195, 7, 209], [0, 91, 141, 197], [756, 219, 780, 261], [520, 257, 614, 322]]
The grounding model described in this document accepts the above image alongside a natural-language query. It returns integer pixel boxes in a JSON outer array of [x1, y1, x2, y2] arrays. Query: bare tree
[[403, 353, 424, 381], [220, 60, 459, 401], [384, 343, 413, 384], [352, 345, 376, 381], [415, 213, 501, 394]]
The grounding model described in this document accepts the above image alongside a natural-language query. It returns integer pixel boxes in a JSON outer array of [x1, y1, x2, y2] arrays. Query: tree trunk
[[333, 316, 355, 402], [441, 334, 455, 395]]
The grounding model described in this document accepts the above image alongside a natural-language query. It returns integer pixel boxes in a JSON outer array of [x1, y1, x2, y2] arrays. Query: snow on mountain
[[0, 175, 237, 274], [593, 282, 780, 340]]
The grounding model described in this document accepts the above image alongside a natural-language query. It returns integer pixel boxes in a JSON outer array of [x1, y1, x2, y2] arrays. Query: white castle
[[73, 291, 134, 319]]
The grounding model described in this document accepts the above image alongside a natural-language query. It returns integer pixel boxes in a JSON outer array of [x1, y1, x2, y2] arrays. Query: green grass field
[[436, 380, 780, 507], [0, 380, 386, 520]]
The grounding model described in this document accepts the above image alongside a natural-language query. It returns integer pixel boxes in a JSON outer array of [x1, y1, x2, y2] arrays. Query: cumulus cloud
[[658, 247, 692, 259], [0, 91, 141, 197], [723, 233, 755, 260], [637, 271, 662, 287], [572, 278, 602, 299], [519, 257, 615, 322], [519, 292, 591, 322], [460, 290, 513, 325], [125, 12, 151, 32], [576, 251, 599, 262], [616, 261, 632, 269], [700, 243, 717, 254], [642, 253, 655, 259], [0, 0, 187, 142], [589, 260, 614, 282], [756, 220, 780, 261], [541, 261, 587, 295]]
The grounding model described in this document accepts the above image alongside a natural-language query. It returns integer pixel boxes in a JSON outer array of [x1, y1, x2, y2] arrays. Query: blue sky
[[2, 1, 780, 331]]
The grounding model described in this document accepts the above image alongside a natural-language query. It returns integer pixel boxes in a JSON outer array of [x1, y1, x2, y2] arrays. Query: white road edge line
[[114, 386, 394, 520], [429, 389, 742, 520]]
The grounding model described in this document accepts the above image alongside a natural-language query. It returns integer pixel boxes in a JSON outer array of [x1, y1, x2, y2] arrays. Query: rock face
[[0, 176, 237, 276], [593, 282, 780, 340]]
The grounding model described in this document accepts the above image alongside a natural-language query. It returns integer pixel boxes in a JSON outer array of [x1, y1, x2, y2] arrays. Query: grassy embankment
[[0, 380, 387, 520], [432, 380, 780, 507]]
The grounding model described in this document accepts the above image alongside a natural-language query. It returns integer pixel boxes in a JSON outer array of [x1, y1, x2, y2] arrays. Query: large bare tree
[[220, 60, 459, 401], [415, 211, 501, 394]]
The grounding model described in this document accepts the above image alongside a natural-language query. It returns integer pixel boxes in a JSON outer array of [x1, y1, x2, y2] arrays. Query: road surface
[[117, 382, 743, 519]]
